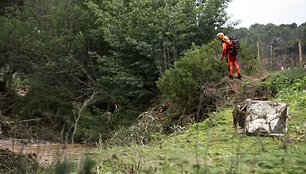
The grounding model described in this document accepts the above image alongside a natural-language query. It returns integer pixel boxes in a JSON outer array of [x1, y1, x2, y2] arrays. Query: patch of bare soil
[[0, 139, 94, 165], [1, 90, 95, 169], [216, 73, 270, 103]]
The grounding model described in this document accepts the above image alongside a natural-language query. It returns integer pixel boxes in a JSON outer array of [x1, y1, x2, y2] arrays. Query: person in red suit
[[217, 32, 242, 79]]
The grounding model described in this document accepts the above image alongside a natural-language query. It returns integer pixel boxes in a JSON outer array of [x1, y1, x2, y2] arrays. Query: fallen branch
[[71, 91, 99, 144], [5, 118, 44, 124]]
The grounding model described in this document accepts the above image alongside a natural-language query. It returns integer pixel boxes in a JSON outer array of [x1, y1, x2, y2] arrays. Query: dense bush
[[157, 40, 226, 107], [261, 68, 306, 94], [157, 39, 259, 107], [237, 40, 260, 75]]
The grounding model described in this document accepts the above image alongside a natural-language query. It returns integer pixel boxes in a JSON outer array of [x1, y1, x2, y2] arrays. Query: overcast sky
[[227, 0, 306, 28]]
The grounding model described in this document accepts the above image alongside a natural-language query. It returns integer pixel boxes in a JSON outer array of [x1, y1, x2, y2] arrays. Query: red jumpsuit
[[221, 39, 241, 78]]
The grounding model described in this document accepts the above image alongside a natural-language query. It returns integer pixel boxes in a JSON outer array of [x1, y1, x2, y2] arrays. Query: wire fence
[[257, 41, 305, 71]]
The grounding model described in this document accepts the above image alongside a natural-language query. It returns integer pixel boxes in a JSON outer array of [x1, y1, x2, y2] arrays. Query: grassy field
[[93, 95, 306, 174]]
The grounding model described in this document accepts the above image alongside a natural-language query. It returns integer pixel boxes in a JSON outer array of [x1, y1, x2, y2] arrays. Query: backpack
[[228, 37, 240, 56]]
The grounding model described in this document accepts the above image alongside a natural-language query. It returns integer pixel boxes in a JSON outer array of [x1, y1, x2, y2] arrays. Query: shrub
[[157, 40, 226, 107], [238, 40, 260, 75], [261, 68, 306, 93]]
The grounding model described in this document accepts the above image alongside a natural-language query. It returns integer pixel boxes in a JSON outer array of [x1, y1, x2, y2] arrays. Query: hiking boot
[[229, 75, 234, 80], [237, 73, 242, 79]]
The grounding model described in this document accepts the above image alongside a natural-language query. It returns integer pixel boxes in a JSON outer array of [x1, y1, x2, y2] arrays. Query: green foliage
[[261, 68, 306, 94], [74, 107, 114, 142], [157, 38, 260, 108], [237, 40, 260, 75], [0, 0, 239, 144], [95, 0, 230, 74], [77, 155, 97, 174], [89, 68, 306, 173], [54, 160, 71, 174], [257, 69, 306, 143], [0, 0, 153, 142], [104, 110, 166, 146], [157, 40, 226, 107], [12, 153, 40, 174], [272, 70, 306, 120], [93, 106, 306, 173], [93, 52, 151, 106]]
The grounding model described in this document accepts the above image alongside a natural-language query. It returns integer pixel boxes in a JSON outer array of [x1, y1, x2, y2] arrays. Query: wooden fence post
[[298, 40, 303, 66], [270, 45, 273, 71], [257, 42, 260, 62]]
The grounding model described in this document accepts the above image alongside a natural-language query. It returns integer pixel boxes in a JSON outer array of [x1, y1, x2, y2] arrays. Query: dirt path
[[0, 139, 94, 164]]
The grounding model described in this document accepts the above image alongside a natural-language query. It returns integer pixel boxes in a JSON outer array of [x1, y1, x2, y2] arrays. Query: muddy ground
[[0, 139, 94, 173]]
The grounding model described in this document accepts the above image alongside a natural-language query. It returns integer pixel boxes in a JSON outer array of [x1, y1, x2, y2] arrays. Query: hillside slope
[[0, 70, 304, 173], [93, 70, 306, 173]]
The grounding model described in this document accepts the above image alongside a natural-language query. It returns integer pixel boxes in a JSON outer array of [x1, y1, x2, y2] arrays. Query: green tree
[[0, 0, 111, 141], [0, 0, 232, 142], [91, 0, 230, 75]]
